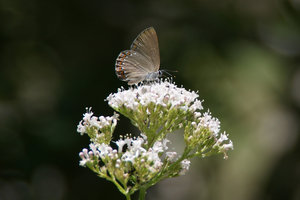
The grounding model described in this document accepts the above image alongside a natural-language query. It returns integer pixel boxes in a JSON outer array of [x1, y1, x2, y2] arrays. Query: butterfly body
[[115, 27, 161, 85]]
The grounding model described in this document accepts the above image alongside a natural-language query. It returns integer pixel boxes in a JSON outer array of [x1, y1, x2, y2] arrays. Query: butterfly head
[[144, 70, 163, 81]]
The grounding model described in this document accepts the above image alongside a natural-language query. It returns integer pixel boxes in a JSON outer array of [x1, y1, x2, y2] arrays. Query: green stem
[[139, 186, 147, 200], [125, 193, 131, 200]]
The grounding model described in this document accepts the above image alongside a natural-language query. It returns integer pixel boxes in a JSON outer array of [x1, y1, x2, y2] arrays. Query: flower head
[[77, 108, 119, 144], [77, 79, 233, 198], [107, 80, 202, 112]]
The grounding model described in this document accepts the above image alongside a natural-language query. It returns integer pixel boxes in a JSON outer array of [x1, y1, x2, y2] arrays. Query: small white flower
[[98, 143, 112, 158], [152, 139, 169, 153], [124, 137, 132, 147], [191, 121, 197, 128], [194, 112, 201, 118], [122, 151, 136, 163], [166, 152, 177, 162], [79, 148, 90, 166], [179, 159, 191, 175], [190, 99, 203, 111], [77, 122, 86, 135], [89, 143, 99, 156], [82, 108, 93, 122], [120, 136, 148, 164], [89, 116, 101, 129], [216, 132, 229, 144], [131, 137, 145, 151], [144, 150, 163, 170], [198, 111, 220, 136], [116, 139, 126, 153], [222, 140, 234, 151]]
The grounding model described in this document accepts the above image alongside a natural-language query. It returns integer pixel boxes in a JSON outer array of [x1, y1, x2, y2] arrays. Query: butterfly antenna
[[161, 69, 178, 78]]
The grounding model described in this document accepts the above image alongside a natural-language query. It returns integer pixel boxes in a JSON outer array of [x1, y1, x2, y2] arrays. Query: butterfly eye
[[159, 71, 163, 77]]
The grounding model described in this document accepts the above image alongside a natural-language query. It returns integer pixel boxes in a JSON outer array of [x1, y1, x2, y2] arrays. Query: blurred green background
[[1, 0, 300, 199]]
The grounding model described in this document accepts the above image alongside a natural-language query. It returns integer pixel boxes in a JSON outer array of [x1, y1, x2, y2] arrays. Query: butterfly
[[115, 27, 161, 85]]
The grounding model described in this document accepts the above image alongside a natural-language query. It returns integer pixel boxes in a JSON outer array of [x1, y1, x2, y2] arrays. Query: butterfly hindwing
[[115, 50, 155, 85]]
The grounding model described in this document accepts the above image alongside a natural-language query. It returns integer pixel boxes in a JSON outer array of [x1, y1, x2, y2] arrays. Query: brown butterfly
[[115, 27, 161, 85]]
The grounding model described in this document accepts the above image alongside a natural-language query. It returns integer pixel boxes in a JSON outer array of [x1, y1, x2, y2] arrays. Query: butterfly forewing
[[130, 27, 160, 71]]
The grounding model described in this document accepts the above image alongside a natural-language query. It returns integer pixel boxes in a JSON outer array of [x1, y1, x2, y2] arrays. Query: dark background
[[1, 0, 300, 199]]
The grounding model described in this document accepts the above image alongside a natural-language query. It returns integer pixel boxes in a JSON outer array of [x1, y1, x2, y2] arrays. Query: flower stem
[[126, 194, 131, 200], [138, 186, 147, 200]]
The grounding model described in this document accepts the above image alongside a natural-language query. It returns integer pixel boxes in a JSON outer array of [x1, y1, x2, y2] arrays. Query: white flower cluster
[[118, 135, 169, 171], [106, 80, 203, 112], [76, 79, 233, 197], [78, 133, 174, 174], [191, 110, 220, 136], [77, 108, 118, 135], [79, 143, 115, 166], [188, 110, 233, 158]]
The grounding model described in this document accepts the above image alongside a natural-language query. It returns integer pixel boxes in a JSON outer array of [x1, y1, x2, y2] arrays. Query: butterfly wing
[[115, 50, 156, 85], [130, 27, 160, 71], [115, 27, 161, 85]]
